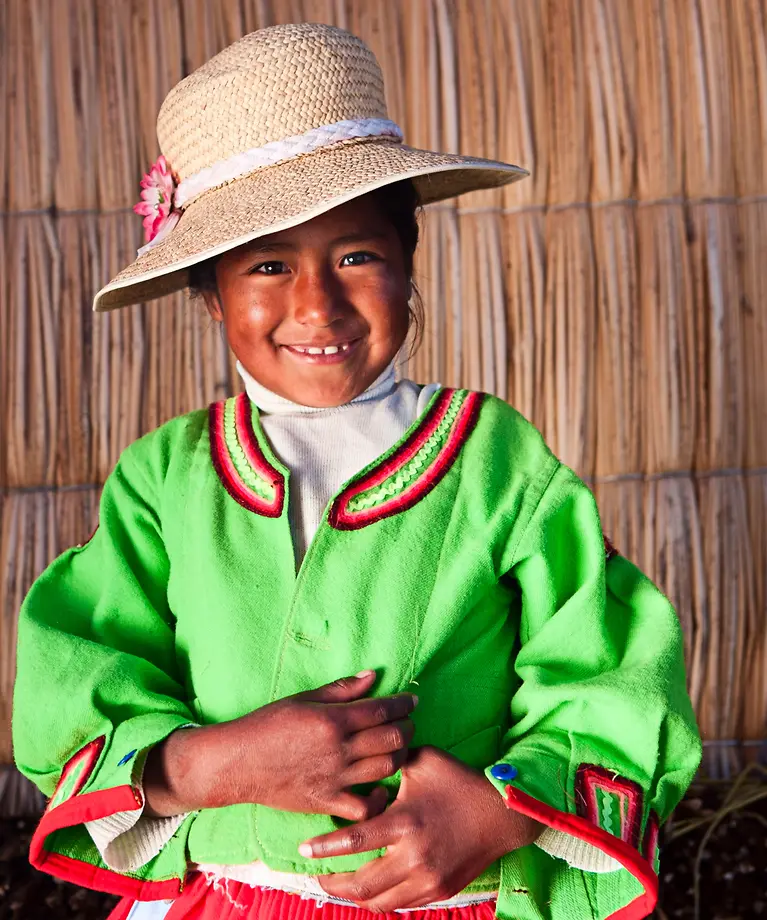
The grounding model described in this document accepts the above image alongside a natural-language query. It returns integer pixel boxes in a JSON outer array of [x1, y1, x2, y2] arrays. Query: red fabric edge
[[504, 786, 658, 920], [30, 785, 182, 900], [208, 400, 282, 518], [234, 392, 286, 501], [576, 763, 643, 850], [330, 390, 483, 529], [328, 388, 453, 527], [47, 736, 105, 807]]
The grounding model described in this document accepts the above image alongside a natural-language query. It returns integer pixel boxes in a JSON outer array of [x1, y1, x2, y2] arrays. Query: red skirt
[[108, 873, 498, 920]]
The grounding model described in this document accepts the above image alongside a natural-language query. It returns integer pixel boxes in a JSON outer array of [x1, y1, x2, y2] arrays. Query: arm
[[13, 436, 417, 891], [12, 443, 196, 899], [484, 462, 701, 920]]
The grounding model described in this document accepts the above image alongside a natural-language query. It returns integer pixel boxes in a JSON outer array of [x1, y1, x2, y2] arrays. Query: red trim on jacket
[[329, 390, 483, 530], [643, 811, 660, 869], [209, 397, 284, 517], [30, 784, 183, 900], [504, 785, 658, 920], [46, 736, 105, 809], [575, 763, 644, 849]]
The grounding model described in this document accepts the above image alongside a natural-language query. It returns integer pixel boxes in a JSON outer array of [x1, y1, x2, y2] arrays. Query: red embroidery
[[575, 763, 644, 849], [604, 534, 619, 561], [47, 736, 105, 811], [329, 389, 483, 530], [209, 395, 285, 518], [504, 784, 659, 920], [643, 810, 660, 872]]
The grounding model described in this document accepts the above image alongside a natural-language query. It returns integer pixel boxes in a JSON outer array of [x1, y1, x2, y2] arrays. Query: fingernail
[[355, 669, 375, 678], [298, 843, 313, 858], [412, 695, 419, 706]]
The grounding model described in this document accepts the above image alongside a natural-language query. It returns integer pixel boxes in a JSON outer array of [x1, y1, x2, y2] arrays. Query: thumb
[[297, 670, 377, 704]]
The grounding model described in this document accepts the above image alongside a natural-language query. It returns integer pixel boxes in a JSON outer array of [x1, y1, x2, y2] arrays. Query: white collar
[[236, 360, 397, 415]]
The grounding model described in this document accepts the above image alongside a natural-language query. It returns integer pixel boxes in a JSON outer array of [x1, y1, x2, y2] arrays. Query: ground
[[1, 776, 765, 920]]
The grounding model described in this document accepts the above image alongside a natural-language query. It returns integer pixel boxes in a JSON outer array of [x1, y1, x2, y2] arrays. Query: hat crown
[[157, 23, 389, 180]]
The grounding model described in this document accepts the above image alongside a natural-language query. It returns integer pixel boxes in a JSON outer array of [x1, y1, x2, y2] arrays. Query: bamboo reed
[[497, 0, 549, 210], [541, 209, 596, 476], [51, 0, 99, 210], [0, 1, 8, 211], [94, 0, 140, 210], [503, 211, 546, 424], [6, 0, 54, 211]]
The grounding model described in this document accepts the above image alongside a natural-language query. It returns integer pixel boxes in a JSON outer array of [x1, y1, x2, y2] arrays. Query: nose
[[291, 265, 347, 327]]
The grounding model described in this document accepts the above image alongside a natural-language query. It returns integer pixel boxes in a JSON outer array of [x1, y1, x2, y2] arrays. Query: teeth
[[289, 342, 353, 355]]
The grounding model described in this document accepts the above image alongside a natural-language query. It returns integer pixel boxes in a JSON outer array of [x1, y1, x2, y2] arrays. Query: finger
[[341, 693, 418, 733], [299, 808, 401, 859], [345, 719, 415, 761], [359, 879, 443, 913], [317, 857, 409, 906], [296, 670, 377, 704], [327, 786, 389, 822], [343, 748, 408, 785]]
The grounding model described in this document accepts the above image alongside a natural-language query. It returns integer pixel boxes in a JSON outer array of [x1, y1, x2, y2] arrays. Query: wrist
[[143, 724, 225, 816], [475, 774, 543, 859]]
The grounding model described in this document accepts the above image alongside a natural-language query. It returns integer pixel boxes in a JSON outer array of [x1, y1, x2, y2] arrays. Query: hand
[[300, 746, 542, 912], [143, 670, 417, 820]]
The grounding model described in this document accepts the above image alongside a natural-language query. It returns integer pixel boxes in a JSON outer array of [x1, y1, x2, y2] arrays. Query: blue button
[[490, 763, 518, 781], [118, 750, 138, 767]]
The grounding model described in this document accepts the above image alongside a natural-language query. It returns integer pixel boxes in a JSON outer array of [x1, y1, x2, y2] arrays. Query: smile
[[282, 339, 361, 363]]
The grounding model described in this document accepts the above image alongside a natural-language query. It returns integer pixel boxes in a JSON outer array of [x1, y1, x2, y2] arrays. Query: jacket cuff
[[486, 758, 661, 920], [30, 714, 195, 898], [84, 730, 194, 872], [535, 827, 622, 873], [86, 810, 187, 872]]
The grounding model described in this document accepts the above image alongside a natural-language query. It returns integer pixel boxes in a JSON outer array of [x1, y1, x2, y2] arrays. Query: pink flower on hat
[[133, 155, 180, 246]]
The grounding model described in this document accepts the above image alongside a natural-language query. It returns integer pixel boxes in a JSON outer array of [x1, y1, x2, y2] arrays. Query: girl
[[13, 23, 700, 920]]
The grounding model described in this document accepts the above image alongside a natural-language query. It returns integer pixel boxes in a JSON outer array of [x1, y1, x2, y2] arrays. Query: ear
[[202, 289, 224, 323]]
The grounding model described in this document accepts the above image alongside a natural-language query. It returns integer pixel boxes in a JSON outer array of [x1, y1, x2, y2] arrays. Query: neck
[[236, 362, 397, 415]]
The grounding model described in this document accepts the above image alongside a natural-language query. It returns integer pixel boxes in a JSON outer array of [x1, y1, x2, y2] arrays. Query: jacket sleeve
[[486, 462, 701, 920], [12, 439, 195, 900]]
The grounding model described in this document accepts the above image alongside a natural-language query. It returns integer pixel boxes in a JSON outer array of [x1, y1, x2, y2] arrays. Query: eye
[[251, 260, 288, 275], [340, 251, 377, 268]]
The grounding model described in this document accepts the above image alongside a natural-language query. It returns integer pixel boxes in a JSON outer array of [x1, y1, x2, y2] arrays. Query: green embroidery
[[347, 391, 467, 513], [223, 398, 275, 502], [599, 789, 618, 837]]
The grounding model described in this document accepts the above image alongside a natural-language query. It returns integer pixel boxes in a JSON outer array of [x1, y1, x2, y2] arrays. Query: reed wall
[[1, 0, 766, 810]]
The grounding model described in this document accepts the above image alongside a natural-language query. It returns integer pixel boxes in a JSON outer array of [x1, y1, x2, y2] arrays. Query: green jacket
[[13, 388, 701, 919]]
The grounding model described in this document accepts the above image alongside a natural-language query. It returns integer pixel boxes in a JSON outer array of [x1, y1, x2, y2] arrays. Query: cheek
[[221, 291, 281, 345], [359, 276, 410, 342]]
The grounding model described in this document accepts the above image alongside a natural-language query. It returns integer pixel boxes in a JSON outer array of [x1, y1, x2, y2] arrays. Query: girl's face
[[204, 195, 411, 408]]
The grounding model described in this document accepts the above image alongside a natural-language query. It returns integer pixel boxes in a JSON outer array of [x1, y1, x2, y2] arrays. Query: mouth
[[281, 338, 362, 364]]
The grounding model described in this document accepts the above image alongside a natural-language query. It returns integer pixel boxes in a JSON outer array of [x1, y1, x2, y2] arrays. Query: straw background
[[1, 0, 766, 813]]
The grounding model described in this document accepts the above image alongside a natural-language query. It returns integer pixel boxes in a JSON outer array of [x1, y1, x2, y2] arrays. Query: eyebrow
[[243, 231, 389, 257]]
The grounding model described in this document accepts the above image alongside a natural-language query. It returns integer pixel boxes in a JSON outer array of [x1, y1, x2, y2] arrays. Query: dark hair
[[187, 178, 424, 353]]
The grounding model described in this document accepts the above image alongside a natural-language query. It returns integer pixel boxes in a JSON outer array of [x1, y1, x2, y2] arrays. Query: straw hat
[[94, 22, 527, 312]]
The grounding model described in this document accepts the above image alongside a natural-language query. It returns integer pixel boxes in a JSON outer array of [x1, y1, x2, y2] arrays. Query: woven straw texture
[[1, 0, 766, 813], [158, 24, 390, 176]]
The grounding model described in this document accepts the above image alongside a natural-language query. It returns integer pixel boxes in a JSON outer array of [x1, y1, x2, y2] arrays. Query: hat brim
[[94, 140, 528, 311]]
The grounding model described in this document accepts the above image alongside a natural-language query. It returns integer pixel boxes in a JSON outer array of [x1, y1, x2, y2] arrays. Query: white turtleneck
[[237, 360, 440, 565]]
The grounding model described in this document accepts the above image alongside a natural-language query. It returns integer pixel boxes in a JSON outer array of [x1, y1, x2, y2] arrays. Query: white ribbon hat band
[[173, 117, 404, 209]]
